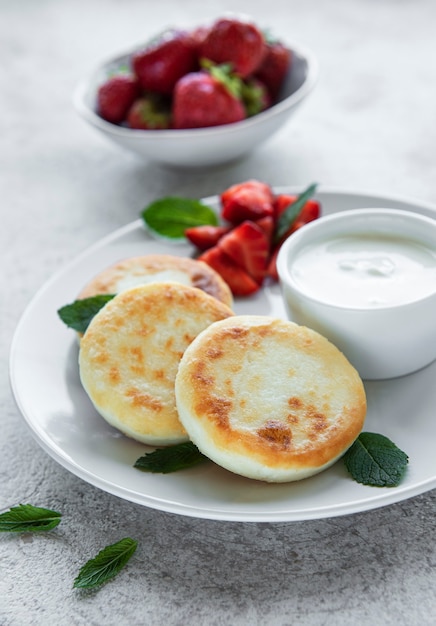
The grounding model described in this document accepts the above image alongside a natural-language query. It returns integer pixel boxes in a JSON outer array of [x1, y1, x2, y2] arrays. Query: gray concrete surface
[[1, 0, 435, 624]]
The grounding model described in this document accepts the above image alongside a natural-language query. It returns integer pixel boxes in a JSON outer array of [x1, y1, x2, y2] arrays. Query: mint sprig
[[0, 504, 62, 532], [57, 294, 115, 333], [134, 441, 208, 474], [274, 182, 318, 243], [73, 538, 138, 589], [141, 197, 218, 239], [343, 432, 409, 487]]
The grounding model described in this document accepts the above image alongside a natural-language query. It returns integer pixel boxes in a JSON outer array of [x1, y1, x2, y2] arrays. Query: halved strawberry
[[218, 220, 269, 284], [220, 180, 274, 224], [266, 246, 280, 282], [254, 215, 274, 246], [185, 225, 231, 251], [198, 246, 260, 296]]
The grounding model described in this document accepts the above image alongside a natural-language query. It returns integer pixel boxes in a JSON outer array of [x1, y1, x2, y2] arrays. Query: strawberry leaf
[[142, 197, 218, 239], [343, 432, 409, 487], [73, 538, 138, 589], [57, 294, 115, 333], [200, 59, 243, 99], [274, 182, 318, 243], [0, 504, 62, 532]]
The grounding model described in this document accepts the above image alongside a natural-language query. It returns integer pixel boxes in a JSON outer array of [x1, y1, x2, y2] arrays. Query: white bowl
[[277, 208, 436, 380], [73, 42, 317, 168]]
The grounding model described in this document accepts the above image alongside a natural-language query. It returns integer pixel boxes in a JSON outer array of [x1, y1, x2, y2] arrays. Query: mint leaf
[[57, 294, 115, 333], [274, 182, 318, 242], [134, 441, 208, 474], [73, 538, 138, 589], [0, 504, 62, 532], [343, 432, 409, 487], [141, 197, 218, 239]]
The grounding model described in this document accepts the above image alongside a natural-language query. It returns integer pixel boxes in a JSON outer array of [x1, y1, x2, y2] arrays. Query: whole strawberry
[[255, 39, 292, 99], [199, 18, 266, 78], [132, 30, 197, 95], [97, 74, 139, 124], [127, 96, 172, 130], [172, 69, 246, 129]]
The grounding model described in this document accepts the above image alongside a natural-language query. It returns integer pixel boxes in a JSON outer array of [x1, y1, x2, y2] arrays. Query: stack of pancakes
[[78, 254, 366, 482]]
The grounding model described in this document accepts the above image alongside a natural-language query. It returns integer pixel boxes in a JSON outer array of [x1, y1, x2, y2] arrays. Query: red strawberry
[[266, 246, 280, 282], [254, 215, 274, 244], [185, 225, 231, 251], [255, 40, 292, 100], [218, 220, 269, 284], [172, 70, 246, 129], [220, 180, 274, 224], [132, 30, 197, 95], [127, 96, 171, 130], [190, 25, 211, 57], [199, 18, 266, 78], [97, 74, 139, 124], [199, 246, 260, 296]]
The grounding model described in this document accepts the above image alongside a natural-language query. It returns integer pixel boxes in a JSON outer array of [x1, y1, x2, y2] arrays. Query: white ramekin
[[277, 208, 436, 379]]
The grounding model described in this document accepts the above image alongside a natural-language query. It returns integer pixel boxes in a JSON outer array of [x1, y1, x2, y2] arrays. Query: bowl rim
[[73, 40, 318, 139], [277, 207, 436, 313]]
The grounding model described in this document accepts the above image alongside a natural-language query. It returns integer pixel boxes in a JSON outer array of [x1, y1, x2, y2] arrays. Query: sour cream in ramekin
[[277, 208, 436, 380]]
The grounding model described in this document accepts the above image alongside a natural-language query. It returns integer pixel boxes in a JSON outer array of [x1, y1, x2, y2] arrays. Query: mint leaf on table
[[0, 504, 62, 532], [343, 432, 409, 487], [57, 294, 115, 333], [73, 537, 138, 589], [141, 197, 218, 239], [274, 182, 318, 243], [134, 441, 208, 474]]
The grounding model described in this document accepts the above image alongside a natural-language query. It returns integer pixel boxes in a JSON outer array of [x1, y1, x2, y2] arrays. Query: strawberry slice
[[254, 215, 274, 246], [185, 225, 231, 251], [220, 180, 274, 224], [218, 220, 269, 284], [266, 246, 280, 282], [198, 246, 260, 296]]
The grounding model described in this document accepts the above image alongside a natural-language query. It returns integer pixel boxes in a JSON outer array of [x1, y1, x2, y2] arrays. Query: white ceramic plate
[[10, 189, 436, 522]]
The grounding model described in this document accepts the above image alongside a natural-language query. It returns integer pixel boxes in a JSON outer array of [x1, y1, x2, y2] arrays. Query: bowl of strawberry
[[74, 16, 318, 168]]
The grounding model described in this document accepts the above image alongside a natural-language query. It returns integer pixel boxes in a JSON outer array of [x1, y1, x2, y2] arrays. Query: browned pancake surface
[[175, 315, 366, 481], [78, 254, 233, 308], [79, 282, 234, 445]]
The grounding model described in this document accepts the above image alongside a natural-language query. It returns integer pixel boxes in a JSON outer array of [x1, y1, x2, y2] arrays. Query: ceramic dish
[[277, 208, 436, 379], [73, 42, 317, 168], [9, 189, 436, 522]]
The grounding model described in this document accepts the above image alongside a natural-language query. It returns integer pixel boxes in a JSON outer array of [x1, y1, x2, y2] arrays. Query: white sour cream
[[291, 234, 436, 308]]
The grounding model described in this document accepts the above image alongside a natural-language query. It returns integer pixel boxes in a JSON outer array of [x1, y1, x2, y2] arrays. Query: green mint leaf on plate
[[343, 432, 409, 487], [134, 441, 208, 474], [274, 182, 318, 243], [73, 537, 138, 589], [57, 294, 115, 333], [0, 504, 62, 532], [141, 197, 218, 239]]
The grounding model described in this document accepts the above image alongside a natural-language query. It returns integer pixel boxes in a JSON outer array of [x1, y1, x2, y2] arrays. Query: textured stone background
[[1, 0, 435, 624]]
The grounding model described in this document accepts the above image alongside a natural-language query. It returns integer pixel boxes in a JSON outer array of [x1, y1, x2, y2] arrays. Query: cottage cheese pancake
[[78, 254, 233, 308], [175, 315, 366, 482], [79, 282, 234, 445]]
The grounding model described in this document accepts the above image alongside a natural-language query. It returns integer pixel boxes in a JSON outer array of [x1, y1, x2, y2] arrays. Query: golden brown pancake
[[175, 315, 366, 482], [77, 254, 233, 308], [79, 282, 234, 445]]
